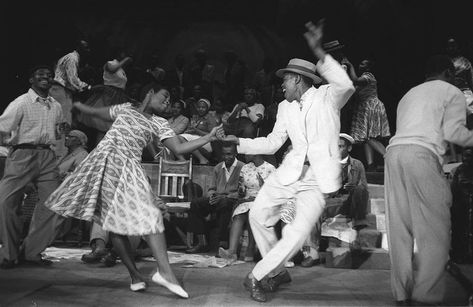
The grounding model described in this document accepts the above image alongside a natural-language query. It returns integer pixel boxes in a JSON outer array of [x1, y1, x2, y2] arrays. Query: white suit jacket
[[237, 55, 355, 193]]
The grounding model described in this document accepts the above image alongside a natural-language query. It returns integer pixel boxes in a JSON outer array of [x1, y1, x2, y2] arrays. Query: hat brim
[[276, 68, 323, 84]]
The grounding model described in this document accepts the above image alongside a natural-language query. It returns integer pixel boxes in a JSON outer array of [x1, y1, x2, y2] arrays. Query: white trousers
[[250, 166, 325, 280]]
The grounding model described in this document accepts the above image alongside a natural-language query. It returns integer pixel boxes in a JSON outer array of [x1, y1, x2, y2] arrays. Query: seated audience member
[[219, 154, 276, 263], [57, 130, 89, 180], [450, 147, 473, 263], [186, 142, 244, 253], [209, 97, 231, 126], [179, 98, 218, 164], [225, 86, 264, 138], [332, 133, 369, 229], [168, 100, 189, 135], [55, 130, 89, 241]]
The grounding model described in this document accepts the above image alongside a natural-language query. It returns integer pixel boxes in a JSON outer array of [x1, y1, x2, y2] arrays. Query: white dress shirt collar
[[222, 158, 239, 181]]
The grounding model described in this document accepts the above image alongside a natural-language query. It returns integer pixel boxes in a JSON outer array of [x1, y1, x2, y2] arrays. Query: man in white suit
[[222, 20, 355, 302]]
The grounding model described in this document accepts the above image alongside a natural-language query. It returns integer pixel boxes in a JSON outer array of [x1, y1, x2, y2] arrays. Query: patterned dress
[[350, 72, 390, 142], [232, 161, 276, 217], [45, 103, 175, 236]]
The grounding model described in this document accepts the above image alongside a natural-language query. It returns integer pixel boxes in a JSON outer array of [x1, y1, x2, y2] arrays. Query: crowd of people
[[0, 17, 473, 306]]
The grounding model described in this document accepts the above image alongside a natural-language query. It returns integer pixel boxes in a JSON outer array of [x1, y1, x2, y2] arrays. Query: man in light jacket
[[222, 20, 354, 302]]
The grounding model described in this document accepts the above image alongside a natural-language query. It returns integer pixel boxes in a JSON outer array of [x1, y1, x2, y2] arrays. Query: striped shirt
[[54, 51, 88, 92], [0, 89, 64, 145]]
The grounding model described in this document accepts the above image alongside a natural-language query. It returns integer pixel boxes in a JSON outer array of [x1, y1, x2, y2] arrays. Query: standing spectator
[[385, 55, 473, 305], [186, 142, 244, 253], [77, 49, 134, 146], [51, 40, 91, 125], [0, 65, 68, 269], [343, 58, 390, 171]]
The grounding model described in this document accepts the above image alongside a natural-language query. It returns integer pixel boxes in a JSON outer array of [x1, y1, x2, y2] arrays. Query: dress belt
[[13, 144, 51, 150]]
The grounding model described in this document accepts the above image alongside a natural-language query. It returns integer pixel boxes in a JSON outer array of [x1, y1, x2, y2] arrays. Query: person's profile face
[[150, 89, 171, 114], [281, 73, 298, 102]]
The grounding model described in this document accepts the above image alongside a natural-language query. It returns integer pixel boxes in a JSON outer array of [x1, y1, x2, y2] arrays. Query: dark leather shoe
[[81, 248, 108, 264], [395, 299, 411, 306], [300, 256, 321, 268], [243, 274, 267, 302], [185, 244, 209, 254], [265, 270, 291, 292], [103, 251, 118, 267]]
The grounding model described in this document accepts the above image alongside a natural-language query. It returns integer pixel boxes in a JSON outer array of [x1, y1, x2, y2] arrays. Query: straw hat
[[276, 58, 322, 84]]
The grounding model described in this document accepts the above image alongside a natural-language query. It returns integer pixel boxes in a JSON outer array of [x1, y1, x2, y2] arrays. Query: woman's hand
[[207, 124, 224, 141]]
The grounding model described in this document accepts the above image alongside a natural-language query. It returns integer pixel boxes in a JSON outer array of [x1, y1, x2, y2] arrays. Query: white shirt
[[389, 80, 473, 163], [222, 158, 239, 181], [0, 89, 64, 145]]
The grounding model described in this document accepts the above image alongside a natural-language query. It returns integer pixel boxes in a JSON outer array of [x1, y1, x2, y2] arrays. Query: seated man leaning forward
[[185, 142, 244, 253], [332, 133, 369, 229], [220, 20, 354, 302]]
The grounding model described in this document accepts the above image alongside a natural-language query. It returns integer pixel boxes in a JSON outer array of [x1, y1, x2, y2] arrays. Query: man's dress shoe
[[243, 274, 267, 302]]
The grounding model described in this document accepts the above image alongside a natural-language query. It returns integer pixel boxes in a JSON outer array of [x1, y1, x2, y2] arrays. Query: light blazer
[[237, 55, 355, 193]]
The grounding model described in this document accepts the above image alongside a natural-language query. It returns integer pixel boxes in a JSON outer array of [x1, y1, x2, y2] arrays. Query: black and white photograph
[[2, 0, 473, 306]]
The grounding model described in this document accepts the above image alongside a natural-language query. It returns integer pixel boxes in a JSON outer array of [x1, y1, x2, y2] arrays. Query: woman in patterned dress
[[44, 86, 222, 298], [218, 154, 276, 263], [343, 59, 390, 171]]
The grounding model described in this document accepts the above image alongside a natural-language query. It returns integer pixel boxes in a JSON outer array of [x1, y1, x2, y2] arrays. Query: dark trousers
[[338, 185, 369, 226], [187, 197, 237, 243]]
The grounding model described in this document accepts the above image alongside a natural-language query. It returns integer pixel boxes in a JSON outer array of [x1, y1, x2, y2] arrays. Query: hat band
[[285, 64, 316, 75]]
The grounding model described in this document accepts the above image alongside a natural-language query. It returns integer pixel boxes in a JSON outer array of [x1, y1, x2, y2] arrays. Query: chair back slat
[[157, 157, 192, 200]]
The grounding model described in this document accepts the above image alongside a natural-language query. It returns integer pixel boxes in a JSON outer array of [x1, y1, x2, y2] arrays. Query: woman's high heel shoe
[[151, 271, 189, 298]]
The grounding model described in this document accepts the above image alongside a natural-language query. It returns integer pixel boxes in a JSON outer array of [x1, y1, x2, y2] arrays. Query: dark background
[[5, 0, 473, 129]]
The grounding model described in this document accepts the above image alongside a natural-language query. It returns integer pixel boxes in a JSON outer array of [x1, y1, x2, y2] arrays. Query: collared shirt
[[0, 89, 64, 145], [57, 146, 88, 178], [222, 158, 239, 181], [389, 80, 473, 163], [54, 51, 88, 92]]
